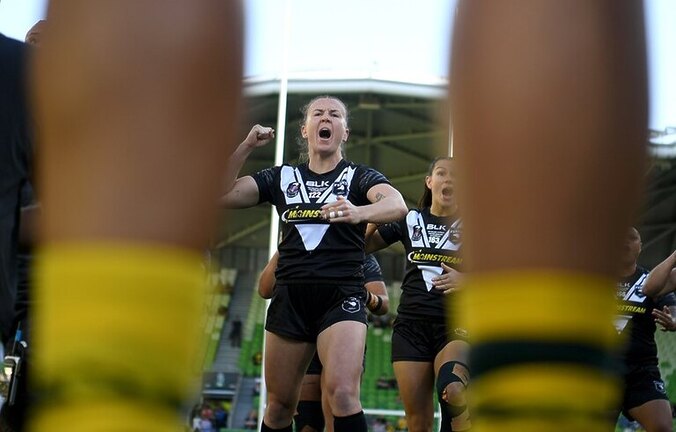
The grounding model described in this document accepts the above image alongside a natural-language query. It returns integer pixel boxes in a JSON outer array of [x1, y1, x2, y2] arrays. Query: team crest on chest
[[411, 225, 423, 241], [286, 182, 300, 198]]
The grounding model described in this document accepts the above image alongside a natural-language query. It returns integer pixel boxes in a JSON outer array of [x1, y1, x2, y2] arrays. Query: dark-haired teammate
[[367, 157, 469, 432], [259, 252, 389, 432], [221, 96, 407, 432], [614, 228, 676, 432]]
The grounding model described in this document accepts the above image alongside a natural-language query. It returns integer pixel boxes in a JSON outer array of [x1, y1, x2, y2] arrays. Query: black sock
[[334, 410, 367, 432], [261, 420, 293, 432], [294, 400, 325, 432]]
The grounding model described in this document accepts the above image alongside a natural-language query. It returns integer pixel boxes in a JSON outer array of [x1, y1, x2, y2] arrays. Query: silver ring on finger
[[329, 211, 336, 219], [337, 210, 344, 218]]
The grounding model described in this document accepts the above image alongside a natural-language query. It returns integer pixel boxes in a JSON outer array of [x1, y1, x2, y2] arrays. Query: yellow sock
[[454, 271, 621, 432], [30, 243, 206, 432]]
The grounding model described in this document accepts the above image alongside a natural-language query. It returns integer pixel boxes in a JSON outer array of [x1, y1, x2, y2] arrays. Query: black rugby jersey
[[616, 266, 676, 366], [253, 159, 389, 284], [364, 254, 384, 284], [1, 34, 32, 344], [378, 207, 461, 321]]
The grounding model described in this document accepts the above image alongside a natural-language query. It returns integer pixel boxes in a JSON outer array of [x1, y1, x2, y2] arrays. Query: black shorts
[[391, 316, 467, 362], [620, 364, 669, 419], [266, 282, 368, 343]]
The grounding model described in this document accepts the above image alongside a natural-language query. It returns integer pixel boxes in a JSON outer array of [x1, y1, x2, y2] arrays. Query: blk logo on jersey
[[618, 303, 647, 314], [332, 179, 348, 196], [342, 296, 361, 313], [286, 182, 300, 198], [427, 224, 446, 243]]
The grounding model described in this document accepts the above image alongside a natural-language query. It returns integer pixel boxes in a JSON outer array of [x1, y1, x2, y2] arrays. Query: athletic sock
[[456, 271, 621, 432], [334, 410, 367, 432], [261, 420, 292, 431]]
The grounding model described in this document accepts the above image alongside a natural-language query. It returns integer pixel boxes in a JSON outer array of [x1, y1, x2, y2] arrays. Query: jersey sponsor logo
[[618, 304, 647, 314], [407, 250, 462, 266], [411, 225, 423, 241], [342, 296, 361, 313], [286, 182, 301, 198], [306, 180, 330, 187], [654, 380, 666, 394], [281, 205, 324, 223]]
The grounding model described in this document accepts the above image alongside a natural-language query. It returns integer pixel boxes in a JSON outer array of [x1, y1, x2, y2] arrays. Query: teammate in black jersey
[[259, 252, 389, 432], [367, 157, 469, 432], [613, 227, 676, 432], [221, 96, 407, 432]]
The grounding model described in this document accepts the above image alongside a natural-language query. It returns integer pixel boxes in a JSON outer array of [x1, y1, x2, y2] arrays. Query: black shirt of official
[[0, 34, 32, 345]]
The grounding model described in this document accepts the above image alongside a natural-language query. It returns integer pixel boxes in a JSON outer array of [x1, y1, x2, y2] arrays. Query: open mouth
[[319, 128, 332, 139], [441, 186, 453, 198]]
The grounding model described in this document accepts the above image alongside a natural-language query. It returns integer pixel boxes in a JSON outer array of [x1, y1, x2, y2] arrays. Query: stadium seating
[[200, 268, 236, 370]]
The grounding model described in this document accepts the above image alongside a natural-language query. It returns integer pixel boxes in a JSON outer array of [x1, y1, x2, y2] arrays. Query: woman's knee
[[324, 381, 360, 415], [265, 396, 296, 424], [443, 381, 467, 406]]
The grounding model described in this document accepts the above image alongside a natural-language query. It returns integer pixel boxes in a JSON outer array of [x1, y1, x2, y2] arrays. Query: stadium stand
[[201, 269, 237, 370]]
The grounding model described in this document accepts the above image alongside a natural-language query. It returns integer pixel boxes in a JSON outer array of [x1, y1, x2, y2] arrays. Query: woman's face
[[426, 159, 455, 207], [622, 227, 642, 264], [301, 98, 349, 157]]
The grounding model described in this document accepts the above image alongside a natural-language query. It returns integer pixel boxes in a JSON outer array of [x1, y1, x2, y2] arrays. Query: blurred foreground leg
[[451, 1, 648, 431], [30, 1, 243, 431]]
